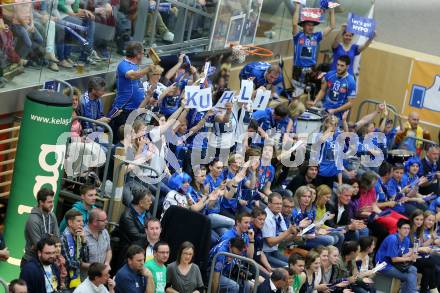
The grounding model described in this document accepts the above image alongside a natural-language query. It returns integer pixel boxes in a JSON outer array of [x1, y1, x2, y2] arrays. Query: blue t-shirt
[[111, 59, 145, 112], [209, 240, 238, 274], [186, 109, 213, 148], [318, 131, 343, 177], [219, 227, 250, 256], [239, 62, 283, 88], [204, 173, 225, 214], [331, 44, 360, 75], [293, 31, 323, 68], [375, 233, 411, 271], [322, 70, 357, 119], [255, 164, 275, 191]]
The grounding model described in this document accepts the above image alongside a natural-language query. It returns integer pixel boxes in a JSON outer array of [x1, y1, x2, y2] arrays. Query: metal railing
[[108, 158, 161, 219], [207, 252, 260, 293], [60, 116, 113, 202]]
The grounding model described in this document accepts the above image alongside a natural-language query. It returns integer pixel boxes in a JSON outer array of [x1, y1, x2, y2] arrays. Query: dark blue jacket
[[20, 257, 60, 293]]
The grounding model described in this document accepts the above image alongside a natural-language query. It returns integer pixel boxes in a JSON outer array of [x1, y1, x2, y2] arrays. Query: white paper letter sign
[[184, 86, 200, 109], [197, 87, 213, 111], [252, 89, 271, 110], [238, 80, 254, 103], [215, 91, 235, 108], [200, 62, 211, 83]]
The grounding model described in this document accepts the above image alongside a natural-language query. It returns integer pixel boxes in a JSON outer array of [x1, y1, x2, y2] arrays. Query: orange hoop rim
[[232, 44, 274, 57]]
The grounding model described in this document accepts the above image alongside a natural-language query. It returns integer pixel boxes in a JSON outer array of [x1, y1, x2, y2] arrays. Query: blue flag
[[346, 13, 376, 38]]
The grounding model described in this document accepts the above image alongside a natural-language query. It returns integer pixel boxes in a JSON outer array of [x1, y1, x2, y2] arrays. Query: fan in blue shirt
[[311, 55, 356, 121], [252, 105, 293, 147], [292, 1, 335, 69], [239, 62, 283, 89]]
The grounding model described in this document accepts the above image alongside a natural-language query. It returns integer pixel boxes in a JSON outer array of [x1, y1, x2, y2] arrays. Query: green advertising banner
[[0, 90, 71, 283]]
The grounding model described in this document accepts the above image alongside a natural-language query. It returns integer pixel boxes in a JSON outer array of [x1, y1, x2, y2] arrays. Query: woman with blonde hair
[[292, 186, 335, 249], [140, 64, 167, 111]]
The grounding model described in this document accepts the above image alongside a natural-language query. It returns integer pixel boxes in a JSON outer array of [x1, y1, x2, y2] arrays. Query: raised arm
[[292, 2, 300, 36], [332, 24, 345, 49], [358, 32, 376, 53], [323, 8, 336, 38], [165, 54, 185, 81]]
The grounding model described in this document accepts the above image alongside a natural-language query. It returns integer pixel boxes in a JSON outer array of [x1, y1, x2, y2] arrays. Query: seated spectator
[[401, 157, 429, 208], [287, 162, 320, 195], [82, 209, 112, 277], [395, 111, 432, 156], [73, 262, 115, 293], [250, 207, 273, 277], [20, 237, 61, 293], [325, 184, 368, 241], [299, 251, 322, 293], [56, 0, 98, 66], [219, 211, 254, 259], [2, 0, 44, 66], [281, 196, 295, 228], [419, 145, 440, 195], [291, 186, 335, 249], [239, 62, 282, 90], [166, 241, 204, 293], [0, 11, 23, 87], [288, 253, 306, 293], [115, 245, 154, 293], [262, 192, 299, 268], [209, 236, 246, 293], [146, 0, 175, 42], [65, 87, 83, 138], [23, 188, 59, 266], [257, 268, 289, 293], [61, 209, 89, 290], [113, 187, 152, 271], [78, 77, 110, 133], [8, 279, 28, 293], [144, 241, 170, 293], [375, 218, 417, 293], [60, 184, 97, 233], [140, 64, 167, 112]]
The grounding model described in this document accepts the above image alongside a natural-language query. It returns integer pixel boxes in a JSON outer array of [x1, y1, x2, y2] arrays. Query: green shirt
[[145, 259, 167, 293]]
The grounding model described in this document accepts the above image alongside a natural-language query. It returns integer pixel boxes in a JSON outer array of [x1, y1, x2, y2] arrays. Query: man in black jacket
[[20, 237, 60, 293], [287, 161, 320, 195], [256, 268, 288, 293], [325, 184, 367, 241], [419, 145, 440, 195], [112, 187, 152, 272]]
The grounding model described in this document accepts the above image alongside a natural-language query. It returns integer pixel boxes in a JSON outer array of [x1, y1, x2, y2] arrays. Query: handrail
[[72, 116, 114, 188], [207, 252, 260, 293], [355, 99, 400, 129], [109, 157, 161, 219]]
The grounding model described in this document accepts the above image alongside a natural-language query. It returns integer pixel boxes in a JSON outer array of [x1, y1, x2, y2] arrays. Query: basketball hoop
[[230, 45, 274, 64]]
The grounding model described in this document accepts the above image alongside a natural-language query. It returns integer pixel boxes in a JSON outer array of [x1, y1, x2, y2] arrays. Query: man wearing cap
[[292, 1, 335, 83]]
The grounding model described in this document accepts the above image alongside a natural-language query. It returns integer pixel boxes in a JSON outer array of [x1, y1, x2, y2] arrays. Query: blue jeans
[[304, 235, 335, 249], [208, 213, 235, 236], [346, 227, 369, 241], [379, 266, 417, 293], [11, 24, 44, 58], [219, 275, 239, 293], [56, 16, 95, 61], [265, 250, 288, 268]]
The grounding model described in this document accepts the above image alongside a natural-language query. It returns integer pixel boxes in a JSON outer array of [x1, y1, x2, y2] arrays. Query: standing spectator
[[239, 62, 283, 90], [331, 24, 375, 76], [61, 209, 89, 290], [115, 245, 154, 293], [145, 241, 170, 293], [262, 193, 300, 268], [0, 231, 9, 262], [395, 111, 432, 155], [375, 218, 417, 293], [82, 209, 112, 277], [23, 188, 59, 265], [8, 279, 28, 293], [74, 262, 116, 293], [113, 188, 152, 271], [109, 41, 149, 143], [20, 237, 61, 293], [60, 184, 97, 233], [78, 77, 111, 133], [310, 55, 356, 121], [145, 218, 162, 262], [165, 241, 204, 293]]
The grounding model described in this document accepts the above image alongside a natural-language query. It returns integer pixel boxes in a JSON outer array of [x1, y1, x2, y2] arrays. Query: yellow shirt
[[316, 205, 329, 229]]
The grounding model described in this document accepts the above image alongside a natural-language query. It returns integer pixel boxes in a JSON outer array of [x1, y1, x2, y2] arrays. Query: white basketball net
[[231, 45, 248, 64]]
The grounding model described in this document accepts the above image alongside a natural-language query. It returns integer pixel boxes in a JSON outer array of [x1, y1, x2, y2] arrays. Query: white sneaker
[[90, 50, 102, 61], [162, 31, 174, 42]]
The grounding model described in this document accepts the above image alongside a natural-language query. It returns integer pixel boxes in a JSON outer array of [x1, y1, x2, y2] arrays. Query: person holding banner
[[292, 1, 335, 84], [331, 24, 375, 76], [239, 62, 283, 91], [309, 55, 356, 121]]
